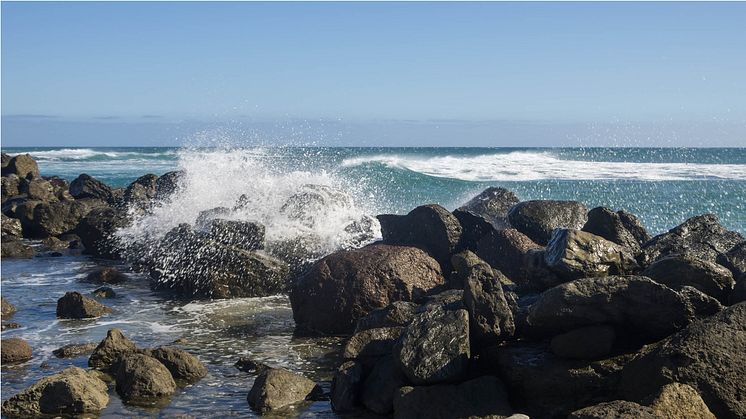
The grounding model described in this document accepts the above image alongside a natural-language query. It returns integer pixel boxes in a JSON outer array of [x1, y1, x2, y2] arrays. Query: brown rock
[[647, 383, 716, 419], [1, 337, 33, 364], [56, 291, 112, 319], [247, 368, 321, 413]]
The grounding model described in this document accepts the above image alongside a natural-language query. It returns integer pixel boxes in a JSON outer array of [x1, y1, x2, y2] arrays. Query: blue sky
[[2, 2, 745, 146]]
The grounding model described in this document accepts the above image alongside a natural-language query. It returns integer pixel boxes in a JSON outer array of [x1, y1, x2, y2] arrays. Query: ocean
[[1, 146, 745, 416]]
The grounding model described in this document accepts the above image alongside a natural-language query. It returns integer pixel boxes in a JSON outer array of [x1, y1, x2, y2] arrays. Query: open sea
[[1, 146, 745, 416]]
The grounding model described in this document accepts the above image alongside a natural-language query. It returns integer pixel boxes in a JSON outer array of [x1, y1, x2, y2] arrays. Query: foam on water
[[342, 151, 746, 181], [27, 148, 176, 161]]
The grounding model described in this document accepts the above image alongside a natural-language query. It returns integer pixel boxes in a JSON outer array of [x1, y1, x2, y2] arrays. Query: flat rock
[[507, 200, 588, 245], [247, 368, 321, 413], [56, 291, 112, 319]]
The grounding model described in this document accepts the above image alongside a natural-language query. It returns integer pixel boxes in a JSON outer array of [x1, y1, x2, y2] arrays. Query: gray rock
[[643, 254, 735, 303], [114, 353, 176, 403], [355, 301, 419, 332], [122, 174, 158, 210], [145, 347, 207, 383], [361, 355, 408, 414], [451, 249, 513, 288], [31, 199, 104, 238], [568, 400, 656, 419], [394, 307, 470, 385], [331, 360, 364, 413], [53, 342, 98, 359], [462, 254, 515, 345], [69, 174, 113, 201], [473, 228, 555, 288], [56, 291, 112, 319], [88, 328, 138, 371], [582, 207, 650, 252], [247, 368, 321, 413], [544, 229, 639, 281], [507, 200, 588, 245], [1, 337, 33, 364], [75, 207, 129, 260], [550, 325, 616, 360], [2, 154, 40, 179], [457, 187, 520, 230], [20, 178, 56, 202], [154, 170, 184, 201]]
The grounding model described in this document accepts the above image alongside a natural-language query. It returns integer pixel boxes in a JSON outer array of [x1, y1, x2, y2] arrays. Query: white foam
[[341, 151, 746, 181], [27, 148, 175, 161]]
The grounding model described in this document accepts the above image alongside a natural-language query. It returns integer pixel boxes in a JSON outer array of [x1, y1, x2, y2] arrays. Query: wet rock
[[507, 200, 588, 245], [1, 322, 21, 331], [194, 207, 231, 228], [2, 297, 17, 318], [145, 346, 207, 383], [114, 353, 176, 403], [544, 229, 639, 281], [473, 228, 551, 287], [355, 301, 418, 332], [457, 187, 520, 230], [88, 328, 138, 370], [2, 154, 40, 179], [1, 240, 35, 258], [30, 199, 105, 238], [360, 355, 408, 414], [331, 361, 364, 413], [53, 342, 98, 359], [69, 174, 113, 201], [56, 291, 112, 319], [1, 367, 108, 417], [639, 214, 744, 266], [717, 241, 746, 278], [85, 266, 128, 284], [92, 286, 116, 298], [678, 286, 723, 317], [1, 337, 33, 364], [582, 207, 650, 252], [451, 249, 513, 289], [393, 376, 514, 419], [343, 327, 403, 365], [154, 170, 184, 201], [291, 244, 444, 335], [643, 254, 735, 303], [619, 302, 746, 419], [207, 218, 265, 251], [280, 184, 354, 228], [41, 236, 69, 251], [462, 253, 515, 345], [1, 214, 23, 238], [647, 383, 716, 419], [378, 204, 462, 267], [550, 325, 616, 360], [247, 368, 322, 414], [453, 208, 497, 252], [526, 276, 691, 344], [568, 400, 656, 419], [235, 357, 270, 374], [394, 307, 470, 385], [76, 207, 129, 259], [122, 174, 158, 210]]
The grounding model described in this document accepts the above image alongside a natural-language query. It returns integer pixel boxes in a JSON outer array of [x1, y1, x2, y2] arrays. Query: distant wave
[[27, 148, 176, 161], [341, 151, 746, 181]]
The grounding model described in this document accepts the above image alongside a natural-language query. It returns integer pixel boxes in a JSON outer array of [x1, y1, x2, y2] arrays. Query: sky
[[2, 1, 745, 147]]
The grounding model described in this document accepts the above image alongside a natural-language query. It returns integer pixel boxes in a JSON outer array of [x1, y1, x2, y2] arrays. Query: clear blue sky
[[2, 2, 745, 146]]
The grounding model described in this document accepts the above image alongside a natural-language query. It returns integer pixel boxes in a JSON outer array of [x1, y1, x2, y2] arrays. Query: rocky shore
[[1, 153, 745, 418]]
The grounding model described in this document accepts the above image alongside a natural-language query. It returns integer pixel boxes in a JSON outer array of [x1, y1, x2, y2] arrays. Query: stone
[[451, 249, 513, 289], [343, 327, 403, 364], [1, 322, 21, 331], [462, 254, 515, 345], [456, 187, 520, 230], [29, 199, 105, 238], [582, 207, 650, 252], [92, 287, 116, 298], [56, 291, 112, 319], [1, 337, 33, 364], [507, 200, 589, 245], [544, 229, 639, 281], [154, 170, 184, 200], [75, 207, 129, 259], [2, 154, 40, 179], [145, 346, 207, 383], [1, 240, 35, 258], [394, 307, 470, 385], [235, 357, 270, 374], [393, 376, 514, 419], [420, 289, 465, 312], [731, 276, 746, 304], [473, 228, 552, 287], [647, 383, 716, 419], [53, 342, 98, 359], [1, 367, 108, 417], [331, 360, 364, 413], [85, 266, 128, 284], [678, 286, 723, 317], [88, 328, 138, 370], [41, 236, 69, 251], [360, 355, 408, 414], [247, 368, 321, 413], [122, 174, 158, 210], [20, 178, 56, 202], [1, 214, 23, 238], [550, 325, 616, 360], [1, 174, 21, 201], [639, 214, 743, 266], [717, 241, 746, 278], [114, 353, 177, 403], [526, 276, 691, 344], [454, 208, 500, 251], [69, 174, 113, 201], [355, 301, 419, 332], [642, 254, 735, 303], [2, 297, 17, 318], [291, 244, 444, 335], [568, 400, 656, 419], [207, 218, 265, 251]]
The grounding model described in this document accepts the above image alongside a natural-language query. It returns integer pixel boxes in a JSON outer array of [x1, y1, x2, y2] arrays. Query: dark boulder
[[731, 276, 746, 304], [717, 241, 746, 278], [544, 229, 639, 281], [290, 244, 444, 335], [420, 289, 465, 312], [145, 347, 207, 383], [451, 249, 513, 288], [453, 208, 497, 252], [1, 174, 21, 201], [1, 337, 33, 364], [343, 327, 403, 365], [53, 342, 98, 359], [394, 307, 470, 385], [331, 360, 364, 413], [639, 214, 743, 266], [19, 178, 56, 202], [642, 254, 735, 303], [85, 266, 128, 284], [56, 292, 112, 319], [2, 154, 40, 179], [154, 170, 184, 201], [393, 375, 514, 419], [360, 355, 408, 414], [88, 328, 138, 371], [235, 357, 269, 374], [507, 200, 588, 245], [247, 368, 321, 413], [75, 207, 129, 259], [207, 218, 264, 251], [114, 353, 176, 403], [30, 199, 104, 238], [473, 228, 551, 287], [582, 207, 650, 252], [462, 253, 515, 345], [550, 325, 616, 360], [69, 174, 113, 201], [122, 174, 158, 210], [457, 186, 520, 229], [568, 400, 656, 419], [92, 286, 116, 298], [679, 286, 723, 317], [41, 236, 69, 251], [355, 301, 418, 333]]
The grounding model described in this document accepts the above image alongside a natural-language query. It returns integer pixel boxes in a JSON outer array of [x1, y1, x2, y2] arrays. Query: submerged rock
[[92, 286, 116, 298], [85, 266, 128, 284], [1, 337, 33, 364], [53, 342, 98, 359], [247, 368, 321, 414], [1, 297, 17, 318], [457, 186, 520, 230], [507, 200, 588, 245], [56, 291, 112, 319]]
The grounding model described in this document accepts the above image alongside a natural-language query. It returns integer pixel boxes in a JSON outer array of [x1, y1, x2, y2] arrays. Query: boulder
[[76, 207, 129, 259], [394, 307, 470, 385], [619, 302, 746, 418], [194, 206, 232, 228], [344, 327, 403, 362], [154, 170, 184, 201], [507, 200, 588, 245], [207, 218, 265, 251], [69, 174, 113, 201], [1, 297, 17, 318], [647, 383, 716, 419], [29, 199, 104, 238], [582, 207, 650, 252], [717, 241, 746, 278], [291, 244, 444, 335], [2, 195, 27, 218], [393, 376, 514, 419], [420, 289, 465, 312], [331, 360, 364, 413], [1, 174, 21, 201], [642, 254, 735, 303], [41, 236, 69, 251], [93, 286, 116, 298], [360, 355, 408, 414], [544, 229, 639, 281], [56, 291, 112, 319], [678, 286, 723, 318], [1, 240, 34, 258], [2, 154, 40, 179], [85, 266, 128, 284], [377, 204, 462, 267], [279, 184, 354, 228], [550, 325, 616, 360], [1, 367, 108, 417], [114, 353, 176, 403], [1, 337, 33, 364], [88, 328, 138, 370], [451, 249, 513, 288], [526, 276, 691, 344], [457, 187, 520, 230], [462, 254, 515, 345], [1, 214, 23, 238], [568, 400, 656, 419], [247, 368, 321, 413], [19, 178, 56, 202], [145, 346, 207, 383], [639, 214, 744, 266], [53, 342, 98, 359], [355, 301, 418, 332], [122, 174, 158, 210]]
